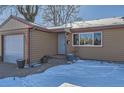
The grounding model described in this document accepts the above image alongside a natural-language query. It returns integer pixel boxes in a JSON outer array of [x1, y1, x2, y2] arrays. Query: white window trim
[[72, 33, 80, 46], [72, 31, 103, 47]]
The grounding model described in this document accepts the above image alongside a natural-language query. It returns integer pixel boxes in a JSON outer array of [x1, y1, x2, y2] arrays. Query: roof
[[0, 15, 53, 32], [2, 16, 124, 33], [48, 17, 124, 32]]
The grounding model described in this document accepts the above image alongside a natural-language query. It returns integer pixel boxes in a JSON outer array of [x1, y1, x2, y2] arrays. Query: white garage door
[[4, 34, 24, 63]]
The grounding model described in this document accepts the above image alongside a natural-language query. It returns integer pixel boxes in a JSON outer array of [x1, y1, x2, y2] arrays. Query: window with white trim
[[94, 32, 102, 45], [73, 34, 79, 45], [72, 32, 102, 46]]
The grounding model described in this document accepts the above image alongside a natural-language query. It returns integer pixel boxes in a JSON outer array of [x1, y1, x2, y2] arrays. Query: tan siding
[[68, 29, 124, 62], [30, 30, 57, 63], [0, 19, 29, 31]]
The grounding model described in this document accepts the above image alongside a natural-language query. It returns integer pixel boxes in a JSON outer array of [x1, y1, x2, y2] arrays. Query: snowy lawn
[[0, 60, 124, 87]]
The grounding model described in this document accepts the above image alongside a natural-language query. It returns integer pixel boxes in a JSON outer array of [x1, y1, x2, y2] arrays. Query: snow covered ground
[[0, 60, 124, 87]]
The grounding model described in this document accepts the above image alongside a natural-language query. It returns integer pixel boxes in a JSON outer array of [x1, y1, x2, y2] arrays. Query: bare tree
[[0, 5, 9, 14], [42, 5, 81, 26], [16, 5, 39, 22], [0, 5, 41, 23], [0, 5, 81, 25]]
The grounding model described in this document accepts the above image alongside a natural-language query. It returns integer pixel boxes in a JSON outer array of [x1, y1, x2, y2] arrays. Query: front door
[[58, 33, 66, 54], [3, 34, 24, 63]]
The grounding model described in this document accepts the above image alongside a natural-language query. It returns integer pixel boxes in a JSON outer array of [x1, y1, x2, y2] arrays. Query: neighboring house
[[1, 16, 124, 65]]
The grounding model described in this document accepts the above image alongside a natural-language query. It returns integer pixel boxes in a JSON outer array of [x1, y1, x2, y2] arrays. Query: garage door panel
[[4, 35, 24, 63]]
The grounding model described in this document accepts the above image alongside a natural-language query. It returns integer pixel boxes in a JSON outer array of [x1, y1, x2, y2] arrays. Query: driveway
[[0, 63, 17, 78], [0, 57, 67, 79], [0, 60, 124, 86]]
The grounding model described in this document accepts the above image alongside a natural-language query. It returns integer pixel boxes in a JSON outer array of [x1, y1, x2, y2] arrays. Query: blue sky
[[35, 5, 124, 25], [78, 5, 124, 20], [1, 5, 124, 25]]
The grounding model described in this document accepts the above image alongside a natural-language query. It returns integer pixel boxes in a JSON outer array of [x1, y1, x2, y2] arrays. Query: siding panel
[[68, 29, 124, 62], [30, 30, 57, 63], [0, 19, 29, 31]]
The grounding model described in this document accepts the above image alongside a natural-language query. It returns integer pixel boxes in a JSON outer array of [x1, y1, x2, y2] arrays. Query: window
[[73, 32, 102, 46], [80, 33, 93, 45], [73, 34, 79, 45], [94, 32, 101, 45]]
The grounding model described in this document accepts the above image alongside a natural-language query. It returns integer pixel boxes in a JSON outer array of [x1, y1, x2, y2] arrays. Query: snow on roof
[[59, 83, 80, 87], [48, 17, 124, 29]]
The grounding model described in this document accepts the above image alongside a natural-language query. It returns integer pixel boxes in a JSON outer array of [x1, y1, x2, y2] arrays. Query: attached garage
[[3, 34, 24, 63], [0, 15, 58, 65]]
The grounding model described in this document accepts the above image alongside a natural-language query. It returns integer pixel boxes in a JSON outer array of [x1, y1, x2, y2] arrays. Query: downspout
[[27, 28, 31, 66], [64, 32, 67, 55], [1, 35, 4, 63]]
